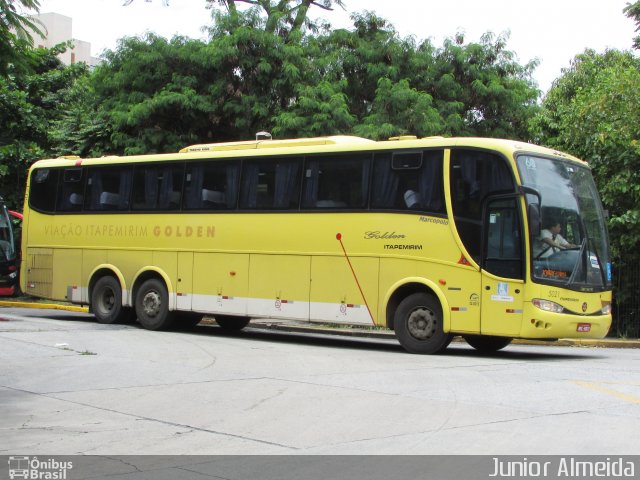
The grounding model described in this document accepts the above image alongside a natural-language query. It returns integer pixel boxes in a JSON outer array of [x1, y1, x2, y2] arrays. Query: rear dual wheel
[[215, 315, 250, 331], [91, 276, 136, 324], [135, 278, 175, 330]]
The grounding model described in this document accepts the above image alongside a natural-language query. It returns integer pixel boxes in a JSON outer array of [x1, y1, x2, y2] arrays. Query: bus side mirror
[[528, 203, 541, 236]]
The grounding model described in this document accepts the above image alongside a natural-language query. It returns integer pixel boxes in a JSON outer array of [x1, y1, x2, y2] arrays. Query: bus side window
[[56, 168, 85, 212], [30, 169, 59, 213], [302, 154, 371, 209], [239, 158, 301, 210], [132, 164, 183, 211], [85, 167, 133, 212], [371, 150, 445, 213], [450, 149, 515, 262], [184, 162, 239, 211]]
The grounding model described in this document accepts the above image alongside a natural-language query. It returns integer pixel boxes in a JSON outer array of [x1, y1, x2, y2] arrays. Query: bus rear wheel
[[173, 312, 203, 330], [394, 293, 452, 354], [215, 315, 250, 331], [92, 276, 135, 324], [135, 278, 174, 330], [464, 335, 512, 353]]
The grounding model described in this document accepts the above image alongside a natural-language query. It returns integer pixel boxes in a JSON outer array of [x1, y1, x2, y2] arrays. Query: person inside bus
[[535, 220, 577, 258]]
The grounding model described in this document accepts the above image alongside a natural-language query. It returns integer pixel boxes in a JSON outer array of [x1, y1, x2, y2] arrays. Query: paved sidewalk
[[1, 299, 638, 349]]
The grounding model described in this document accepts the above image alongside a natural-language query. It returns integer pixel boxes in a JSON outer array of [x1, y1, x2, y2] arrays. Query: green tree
[[423, 31, 539, 139], [84, 34, 218, 155], [0, 0, 44, 75], [70, 6, 540, 157], [531, 49, 640, 262], [625, 0, 640, 49], [0, 44, 87, 209]]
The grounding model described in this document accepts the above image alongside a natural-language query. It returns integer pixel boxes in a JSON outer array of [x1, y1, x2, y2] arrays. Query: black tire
[[91, 276, 135, 324], [173, 312, 203, 330], [464, 335, 512, 353], [135, 278, 174, 330], [394, 293, 453, 354], [215, 315, 250, 331]]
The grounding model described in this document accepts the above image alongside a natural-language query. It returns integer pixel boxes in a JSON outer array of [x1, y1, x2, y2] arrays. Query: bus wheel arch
[[88, 268, 135, 324], [132, 270, 175, 331], [385, 280, 450, 331], [386, 281, 453, 355]]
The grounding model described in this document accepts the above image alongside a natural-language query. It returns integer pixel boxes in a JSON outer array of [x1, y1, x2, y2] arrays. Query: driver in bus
[[535, 220, 577, 258]]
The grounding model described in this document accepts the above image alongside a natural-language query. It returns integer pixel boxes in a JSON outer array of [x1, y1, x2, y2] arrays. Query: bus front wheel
[[394, 293, 452, 354], [92, 276, 135, 324], [135, 278, 174, 330], [464, 335, 512, 353]]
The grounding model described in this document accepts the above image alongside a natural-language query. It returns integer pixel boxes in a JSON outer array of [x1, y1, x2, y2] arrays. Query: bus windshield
[[0, 202, 17, 262], [517, 155, 611, 291]]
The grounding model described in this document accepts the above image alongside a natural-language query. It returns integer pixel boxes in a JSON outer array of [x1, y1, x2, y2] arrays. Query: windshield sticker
[[525, 157, 537, 170], [589, 255, 601, 269]]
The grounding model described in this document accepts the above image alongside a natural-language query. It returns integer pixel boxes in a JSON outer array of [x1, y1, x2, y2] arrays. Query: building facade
[[28, 12, 100, 67]]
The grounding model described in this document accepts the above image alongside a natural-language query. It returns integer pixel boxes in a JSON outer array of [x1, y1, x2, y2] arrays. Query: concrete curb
[[2, 300, 638, 348], [0, 300, 89, 313]]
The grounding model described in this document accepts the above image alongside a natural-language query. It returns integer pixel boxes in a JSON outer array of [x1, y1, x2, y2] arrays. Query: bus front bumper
[[519, 303, 611, 340]]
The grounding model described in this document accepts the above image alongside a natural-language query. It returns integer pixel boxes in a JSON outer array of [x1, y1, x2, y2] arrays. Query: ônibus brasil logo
[[7, 456, 73, 479]]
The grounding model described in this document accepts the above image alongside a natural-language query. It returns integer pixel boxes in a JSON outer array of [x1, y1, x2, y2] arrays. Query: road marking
[[573, 380, 640, 405]]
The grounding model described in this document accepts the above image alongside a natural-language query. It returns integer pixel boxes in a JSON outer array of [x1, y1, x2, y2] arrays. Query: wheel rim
[[141, 290, 162, 318], [406, 307, 437, 340], [97, 288, 115, 315]]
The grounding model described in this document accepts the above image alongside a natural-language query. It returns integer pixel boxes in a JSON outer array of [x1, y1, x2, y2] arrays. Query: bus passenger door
[[480, 197, 524, 336]]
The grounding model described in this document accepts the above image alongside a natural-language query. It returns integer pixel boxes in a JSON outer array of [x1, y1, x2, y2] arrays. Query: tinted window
[[183, 161, 239, 210], [56, 168, 86, 212], [450, 149, 514, 261], [239, 158, 301, 210], [85, 166, 133, 211], [29, 168, 59, 213], [132, 164, 183, 211], [302, 154, 371, 209], [371, 150, 445, 214]]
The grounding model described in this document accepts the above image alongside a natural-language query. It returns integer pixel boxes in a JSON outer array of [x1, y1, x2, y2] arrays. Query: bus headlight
[[532, 298, 564, 313], [600, 302, 612, 315]]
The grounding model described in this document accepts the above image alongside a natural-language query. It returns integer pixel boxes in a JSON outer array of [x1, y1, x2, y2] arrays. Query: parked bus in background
[[0, 197, 20, 296], [19, 135, 612, 354]]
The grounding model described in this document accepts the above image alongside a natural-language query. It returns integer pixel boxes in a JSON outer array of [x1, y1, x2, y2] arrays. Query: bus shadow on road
[[15, 310, 607, 361], [184, 323, 605, 361]]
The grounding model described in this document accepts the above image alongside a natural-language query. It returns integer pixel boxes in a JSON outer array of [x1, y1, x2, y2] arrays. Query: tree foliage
[[3, 2, 541, 211], [0, 44, 87, 209], [0, 0, 44, 75], [72, 8, 539, 156], [625, 0, 640, 49], [531, 49, 640, 262]]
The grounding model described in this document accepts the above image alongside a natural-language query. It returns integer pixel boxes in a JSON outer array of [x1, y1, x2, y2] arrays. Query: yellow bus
[[20, 135, 612, 354]]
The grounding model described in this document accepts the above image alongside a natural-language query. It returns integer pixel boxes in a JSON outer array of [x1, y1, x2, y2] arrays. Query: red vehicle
[[0, 197, 20, 296]]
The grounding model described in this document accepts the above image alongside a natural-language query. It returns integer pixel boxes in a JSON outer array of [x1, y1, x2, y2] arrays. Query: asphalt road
[[1, 307, 639, 455]]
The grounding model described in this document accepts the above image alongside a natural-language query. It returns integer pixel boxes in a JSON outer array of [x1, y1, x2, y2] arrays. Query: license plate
[[577, 323, 591, 332]]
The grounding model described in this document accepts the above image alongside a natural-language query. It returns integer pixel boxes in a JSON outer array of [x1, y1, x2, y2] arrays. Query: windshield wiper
[[567, 223, 606, 289], [567, 238, 587, 287]]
